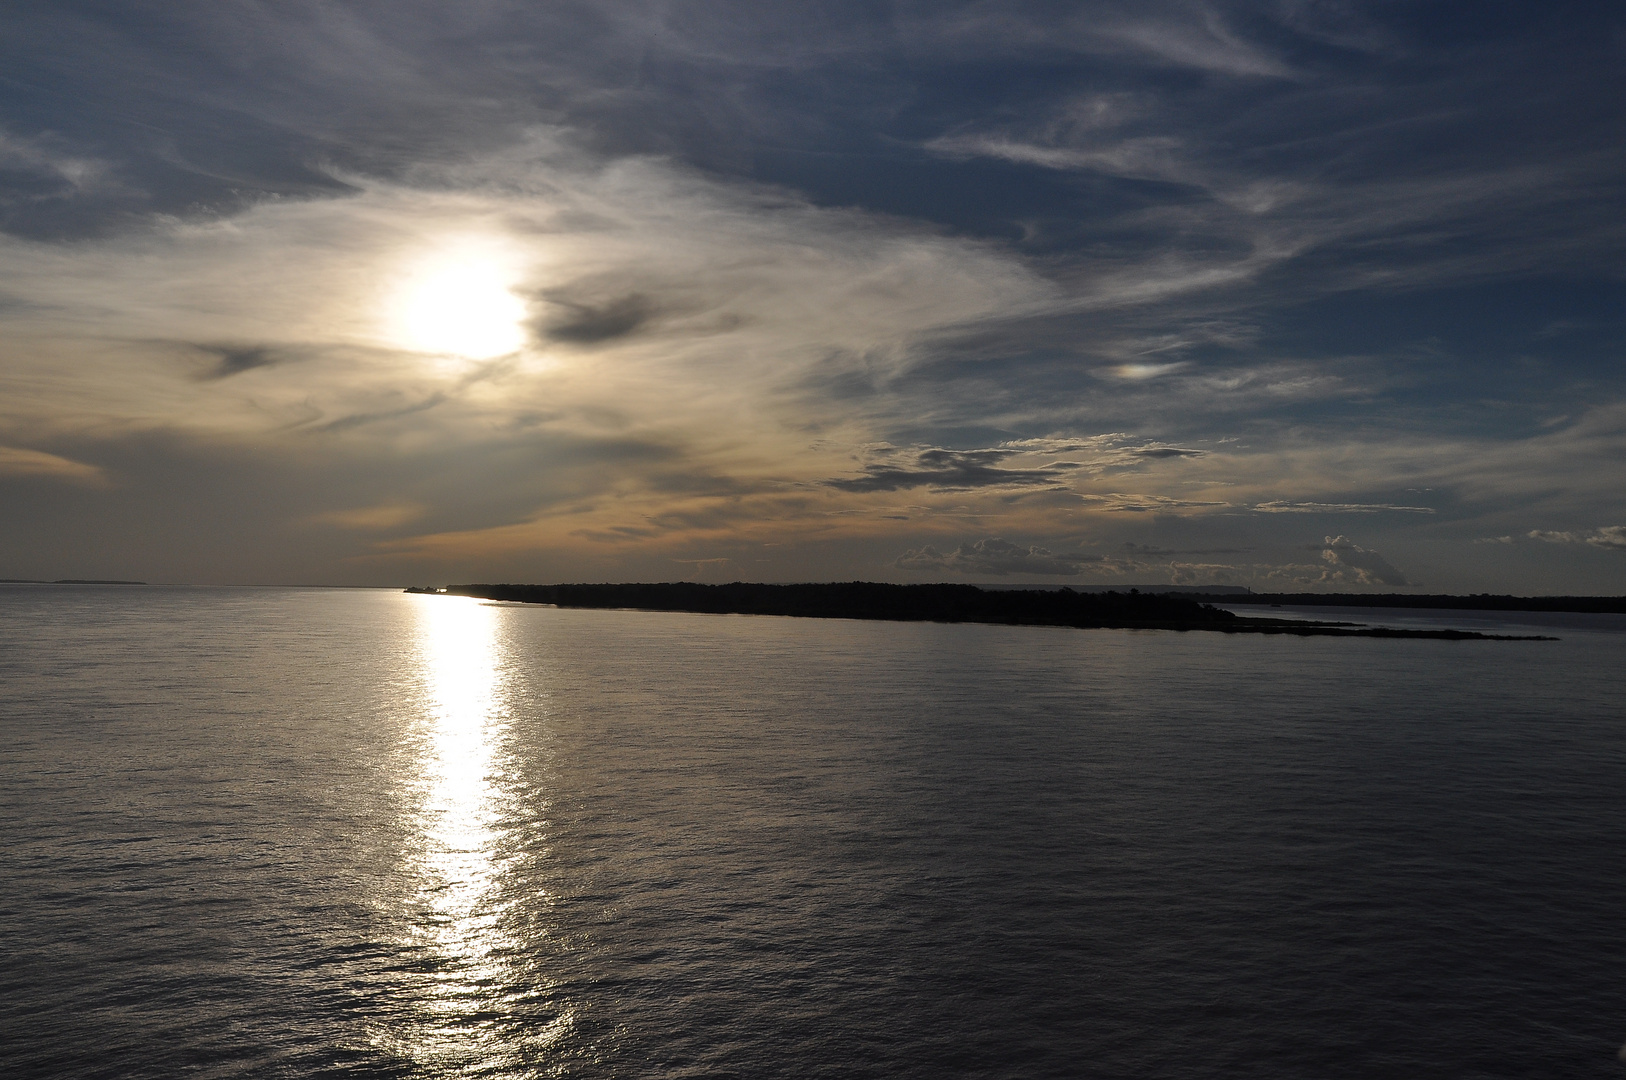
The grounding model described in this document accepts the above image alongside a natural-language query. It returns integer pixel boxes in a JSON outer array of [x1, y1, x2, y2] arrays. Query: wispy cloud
[[1527, 526, 1626, 551], [896, 537, 1101, 577], [312, 503, 426, 530], [1100, 12, 1296, 79], [0, 445, 105, 485], [1252, 501, 1435, 514], [1077, 492, 1232, 513], [827, 446, 1072, 493]]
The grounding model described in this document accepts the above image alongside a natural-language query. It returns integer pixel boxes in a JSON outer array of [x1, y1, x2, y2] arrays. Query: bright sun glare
[[391, 245, 528, 359]]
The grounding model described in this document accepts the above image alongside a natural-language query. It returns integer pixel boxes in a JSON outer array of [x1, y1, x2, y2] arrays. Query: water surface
[[2, 585, 1623, 1077]]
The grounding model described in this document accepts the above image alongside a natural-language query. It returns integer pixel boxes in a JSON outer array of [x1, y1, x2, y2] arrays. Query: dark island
[[1179, 591, 1626, 614], [406, 582, 1555, 640]]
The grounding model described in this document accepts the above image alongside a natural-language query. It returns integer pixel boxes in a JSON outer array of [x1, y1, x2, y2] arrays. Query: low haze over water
[[4, 585, 1625, 1078]]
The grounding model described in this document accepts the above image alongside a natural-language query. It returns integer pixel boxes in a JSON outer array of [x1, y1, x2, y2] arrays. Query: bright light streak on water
[[374, 594, 573, 1071], [398, 594, 507, 1065]]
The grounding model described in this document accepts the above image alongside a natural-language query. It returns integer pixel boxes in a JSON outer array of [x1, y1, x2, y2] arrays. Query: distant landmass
[[981, 583, 1255, 595], [1178, 592, 1626, 613], [0, 578, 148, 585], [408, 582, 1554, 640]]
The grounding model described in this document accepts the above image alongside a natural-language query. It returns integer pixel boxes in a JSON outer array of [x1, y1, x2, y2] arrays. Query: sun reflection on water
[[385, 594, 566, 1071]]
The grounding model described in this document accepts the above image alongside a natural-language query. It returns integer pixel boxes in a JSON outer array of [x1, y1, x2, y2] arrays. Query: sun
[[389, 243, 528, 359]]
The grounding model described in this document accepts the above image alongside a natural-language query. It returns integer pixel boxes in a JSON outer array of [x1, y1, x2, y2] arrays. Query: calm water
[[2, 585, 1624, 1079]]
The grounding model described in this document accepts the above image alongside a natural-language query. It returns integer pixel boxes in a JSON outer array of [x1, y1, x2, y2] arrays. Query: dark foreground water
[[2, 586, 1624, 1079]]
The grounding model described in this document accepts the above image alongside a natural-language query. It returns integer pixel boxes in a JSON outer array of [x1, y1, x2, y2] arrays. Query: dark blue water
[[2, 585, 1624, 1078]]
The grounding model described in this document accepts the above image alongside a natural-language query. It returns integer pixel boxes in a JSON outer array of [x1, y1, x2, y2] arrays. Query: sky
[[1, 1, 1623, 591]]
